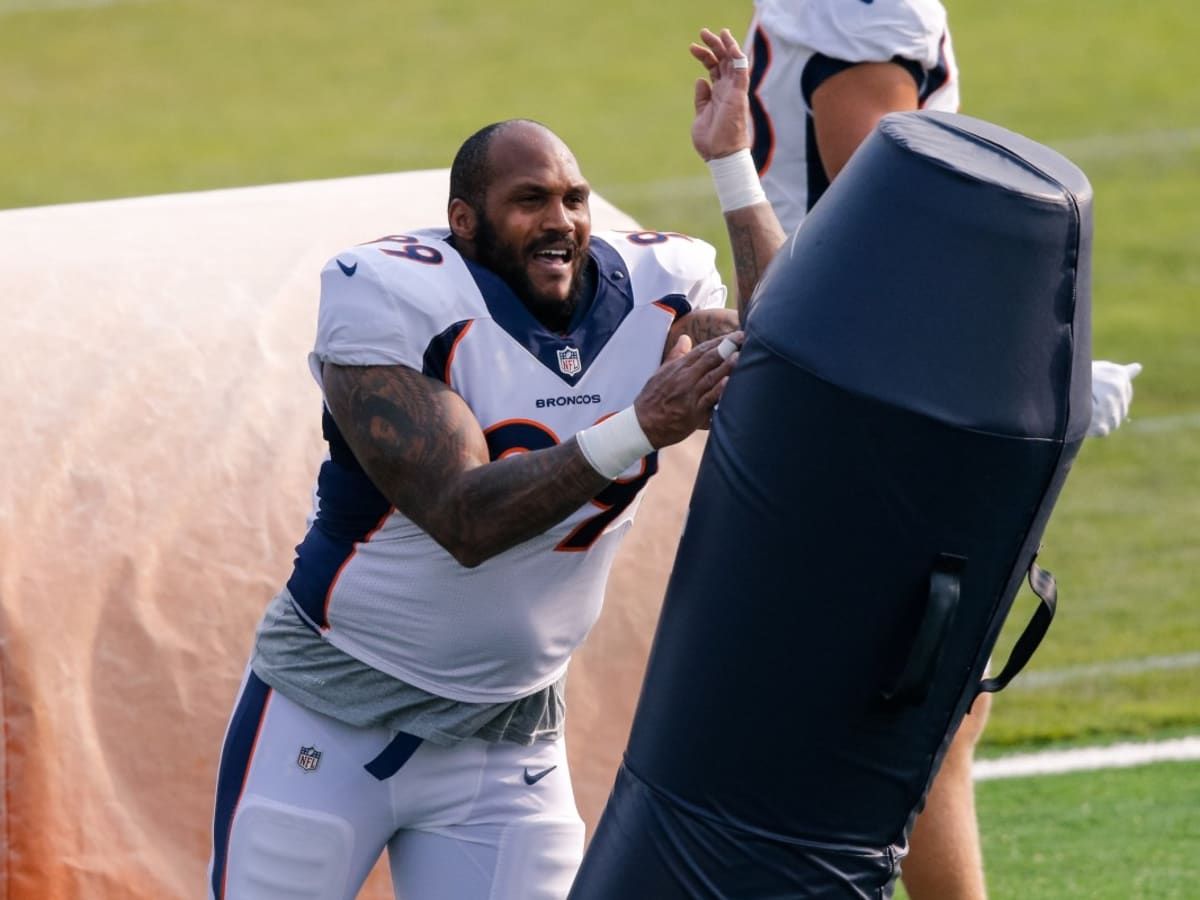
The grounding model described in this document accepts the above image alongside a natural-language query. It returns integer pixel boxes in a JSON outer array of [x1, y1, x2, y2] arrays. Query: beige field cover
[[0, 173, 705, 899]]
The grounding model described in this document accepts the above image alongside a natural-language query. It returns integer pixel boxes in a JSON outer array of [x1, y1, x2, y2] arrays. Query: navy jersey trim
[[918, 34, 951, 105], [803, 111, 831, 212], [485, 419, 558, 461], [210, 671, 272, 900], [285, 452, 393, 629], [800, 52, 924, 106], [653, 293, 691, 320], [749, 26, 775, 176], [799, 54, 847, 208], [423, 319, 473, 384], [891, 55, 926, 94], [801, 52, 851, 107], [322, 405, 362, 471], [460, 236, 635, 386], [799, 53, 925, 211]]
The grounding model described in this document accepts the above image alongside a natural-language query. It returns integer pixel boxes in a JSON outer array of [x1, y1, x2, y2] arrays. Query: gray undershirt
[[250, 589, 565, 746]]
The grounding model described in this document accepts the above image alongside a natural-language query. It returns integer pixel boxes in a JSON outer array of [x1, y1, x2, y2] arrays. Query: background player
[[742, 2, 1140, 897]]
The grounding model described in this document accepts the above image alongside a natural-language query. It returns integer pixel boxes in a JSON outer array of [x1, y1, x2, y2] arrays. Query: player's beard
[[474, 212, 587, 333]]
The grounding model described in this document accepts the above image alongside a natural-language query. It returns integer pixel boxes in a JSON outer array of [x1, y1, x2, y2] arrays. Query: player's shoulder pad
[[320, 228, 482, 323], [760, 0, 946, 67], [596, 229, 718, 289], [321, 227, 456, 284]]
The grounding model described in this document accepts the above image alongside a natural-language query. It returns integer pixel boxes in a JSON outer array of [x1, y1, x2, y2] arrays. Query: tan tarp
[[0, 172, 704, 899]]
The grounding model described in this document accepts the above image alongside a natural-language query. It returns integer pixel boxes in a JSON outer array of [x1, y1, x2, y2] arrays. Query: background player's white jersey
[[288, 228, 726, 703], [747, 0, 959, 232]]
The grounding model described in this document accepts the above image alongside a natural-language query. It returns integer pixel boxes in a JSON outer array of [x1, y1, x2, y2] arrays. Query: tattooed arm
[[323, 362, 609, 568], [665, 308, 739, 362], [690, 27, 787, 321], [323, 337, 735, 567], [723, 204, 786, 322]]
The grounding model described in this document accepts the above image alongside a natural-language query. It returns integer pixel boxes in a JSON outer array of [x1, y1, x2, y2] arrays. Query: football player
[[208, 27, 782, 900]]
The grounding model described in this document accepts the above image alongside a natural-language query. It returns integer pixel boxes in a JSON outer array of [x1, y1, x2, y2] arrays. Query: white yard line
[[0, 0, 160, 13], [1126, 412, 1200, 434], [980, 655, 1200, 779], [975, 736, 1200, 781], [1052, 127, 1200, 163], [1011, 651, 1200, 691]]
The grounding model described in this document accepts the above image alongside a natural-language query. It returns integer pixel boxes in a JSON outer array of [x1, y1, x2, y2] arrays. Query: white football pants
[[208, 670, 584, 900]]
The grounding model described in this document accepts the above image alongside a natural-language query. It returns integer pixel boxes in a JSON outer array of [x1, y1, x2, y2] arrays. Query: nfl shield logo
[[556, 346, 582, 376], [297, 745, 322, 772]]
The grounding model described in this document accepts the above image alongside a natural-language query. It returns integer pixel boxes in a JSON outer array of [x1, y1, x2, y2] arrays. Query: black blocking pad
[[569, 111, 1092, 899]]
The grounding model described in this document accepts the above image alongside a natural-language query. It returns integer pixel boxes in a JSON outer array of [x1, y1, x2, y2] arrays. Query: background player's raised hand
[[690, 28, 752, 162]]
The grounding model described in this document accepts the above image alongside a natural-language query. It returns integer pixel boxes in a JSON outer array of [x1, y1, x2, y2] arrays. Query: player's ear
[[448, 198, 477, 241]]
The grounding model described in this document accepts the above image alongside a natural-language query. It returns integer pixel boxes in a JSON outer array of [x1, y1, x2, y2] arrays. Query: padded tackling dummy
[[569, 111, 1093, 898]]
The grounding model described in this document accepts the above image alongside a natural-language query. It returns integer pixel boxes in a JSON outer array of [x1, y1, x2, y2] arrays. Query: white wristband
[[575, 406, 654, 480], [707, 148, 767, 213]]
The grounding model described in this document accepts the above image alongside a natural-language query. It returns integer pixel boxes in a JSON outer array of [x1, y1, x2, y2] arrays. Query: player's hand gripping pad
[[569, 112, 1092, 899]]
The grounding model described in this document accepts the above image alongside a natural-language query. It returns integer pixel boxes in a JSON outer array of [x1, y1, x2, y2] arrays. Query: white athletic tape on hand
[[576, 406, 654, 479], [707, 148, 767, 213], [717, 336, 741, 360]]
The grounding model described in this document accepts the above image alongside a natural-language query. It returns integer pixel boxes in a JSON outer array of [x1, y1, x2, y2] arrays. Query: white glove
[[1088, 360, 1142, 437]]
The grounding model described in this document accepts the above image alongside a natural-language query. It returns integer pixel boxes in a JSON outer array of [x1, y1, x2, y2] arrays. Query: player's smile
[[525, 239, 587, 324], [527, 238, 578, 286], [531, 243, 573, 269]]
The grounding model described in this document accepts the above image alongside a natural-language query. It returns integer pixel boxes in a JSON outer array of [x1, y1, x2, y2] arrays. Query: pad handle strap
[[979, 559, 1058, 694], [881, 553, 964, 705]]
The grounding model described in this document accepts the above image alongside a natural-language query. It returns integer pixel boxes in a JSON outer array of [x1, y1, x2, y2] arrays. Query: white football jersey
[[287, 228, 727, 703], [746, 0, 960, 232]]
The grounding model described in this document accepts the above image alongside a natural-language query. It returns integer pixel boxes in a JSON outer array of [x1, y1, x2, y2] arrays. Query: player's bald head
[[449, 119, 572, 211]]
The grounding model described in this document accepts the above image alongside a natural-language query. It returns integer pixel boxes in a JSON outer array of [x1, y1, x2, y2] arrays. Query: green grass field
[[979, 760, 1200, 900], [4, 0, 1197, 896]]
